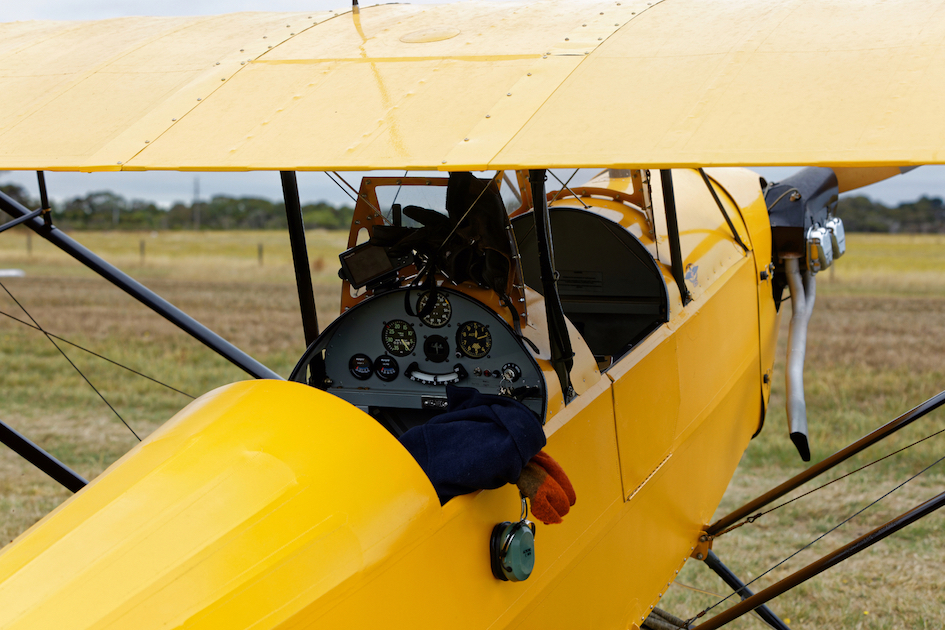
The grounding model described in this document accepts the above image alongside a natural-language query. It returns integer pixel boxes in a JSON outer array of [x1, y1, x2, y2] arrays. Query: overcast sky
[[3, 1, 944, 207]]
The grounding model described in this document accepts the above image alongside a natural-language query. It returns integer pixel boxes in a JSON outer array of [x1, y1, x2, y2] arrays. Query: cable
[[0, 281, 141, 441], [548, 170, 589, 208], [712, 424, 945, 538], [0, 307, 193, 399], [689, 452, 945, 624]]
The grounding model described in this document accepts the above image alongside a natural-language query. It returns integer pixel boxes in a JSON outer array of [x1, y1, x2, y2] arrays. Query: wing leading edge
[[1, 0, 944, 171]]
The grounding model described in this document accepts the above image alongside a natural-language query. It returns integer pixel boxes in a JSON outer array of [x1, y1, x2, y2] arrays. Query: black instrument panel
[[290, 288, 545, 423]]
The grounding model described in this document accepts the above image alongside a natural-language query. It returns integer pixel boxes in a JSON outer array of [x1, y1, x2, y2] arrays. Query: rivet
[[658, 593, 662, 597], [486, 114, 491, 118], [527, 72, 532, 76], [117, 161, 122, 165], [582, 24, 586, 27], [268, 46, 273, 49], [290, 33, 295, 36], [215, 62, 220, 65], [263, 35, 267, 39], [507, 92, 512, 96], [442, 160, 447, 164], [464, 138, 469, 141], [241, 61, 246, 65], [171, 118, 177, 121], [307, 15, 311, 18], [632, 12, 636, 14], [600, 11, 604, 14], [650, 605, 654, 609], [598, 37, 603, 40], [221, 78, 225, 81], [565, 37, 569, 41], [144, 140, 150, 143], [615, 23, 620, 26], [240, 49, 244, 52], [197, 97, 202, 101]]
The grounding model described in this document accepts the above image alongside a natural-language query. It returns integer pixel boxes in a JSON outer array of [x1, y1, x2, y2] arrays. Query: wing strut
[[0, 190, 282, 381], [528, 169, 574, 402], [281, 171, 326, 385], [693, 490, 945, 629], [707, 388, 945, 536], [0, 417, 86, 493], [660, 170, 692, 306], [702, 551, 790, 630]]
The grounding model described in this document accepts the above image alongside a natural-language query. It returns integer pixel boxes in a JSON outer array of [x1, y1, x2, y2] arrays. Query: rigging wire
[[0, 281, 141, 441], [687, 452, 945, 625], [0, 307, 194, 399], [711, 424, 945, 539], [324, 171, 358, 205], [330, 171, 388, 222], [548, 169, 589, 208]]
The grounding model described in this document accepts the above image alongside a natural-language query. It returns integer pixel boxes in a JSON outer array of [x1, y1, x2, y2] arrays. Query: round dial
[[417, 291, 452, 328], [456, 321, 492, 359], [423, 335, 450, 363], [349, 354, 373, 380], [374, 355, 399, 382], [382, 320, 416, 356]]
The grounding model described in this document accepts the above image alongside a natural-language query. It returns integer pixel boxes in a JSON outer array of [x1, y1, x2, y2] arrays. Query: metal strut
[[702, 551, 790, 630], [0, 190, 281, 381], [708, 388, 945, 536], [660, 170, 692, 306], [527, 169, 574, 402], [0, 418, 87, 493], [694, 490, 945, 630]]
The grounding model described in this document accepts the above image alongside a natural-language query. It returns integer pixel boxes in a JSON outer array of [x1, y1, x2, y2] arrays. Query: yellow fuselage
[[0, 168, 778, 630]]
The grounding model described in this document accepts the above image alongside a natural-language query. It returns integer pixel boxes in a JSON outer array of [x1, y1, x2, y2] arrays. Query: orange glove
[[516, 451, 576, 524]]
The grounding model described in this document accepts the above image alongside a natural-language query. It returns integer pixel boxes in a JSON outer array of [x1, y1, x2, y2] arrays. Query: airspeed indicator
[[382, 320, 416, 357]]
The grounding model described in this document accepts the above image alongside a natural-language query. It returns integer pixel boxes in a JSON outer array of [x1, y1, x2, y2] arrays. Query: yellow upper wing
[[1, 0, 944, 172]]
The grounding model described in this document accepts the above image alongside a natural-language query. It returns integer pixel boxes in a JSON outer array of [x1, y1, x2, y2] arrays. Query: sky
[[3, 1, 944, 208]]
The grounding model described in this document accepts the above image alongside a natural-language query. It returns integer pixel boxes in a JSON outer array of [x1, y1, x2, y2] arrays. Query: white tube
[[784, 256, 816, 461]]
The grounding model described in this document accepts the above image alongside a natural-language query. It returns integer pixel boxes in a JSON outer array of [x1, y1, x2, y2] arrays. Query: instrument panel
[[291, 288, 545, 426]]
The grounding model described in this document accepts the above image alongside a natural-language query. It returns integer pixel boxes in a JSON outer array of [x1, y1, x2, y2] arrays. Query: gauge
[[456, 321, 492, 359], [382, 320, 416, 357], [374, 355, 399, 382], [416, 291, 452, 328], [423, 335, 450, 363], [349, 354, 373, 380]]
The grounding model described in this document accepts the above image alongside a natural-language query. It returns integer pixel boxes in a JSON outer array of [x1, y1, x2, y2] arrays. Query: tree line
[[2, 181, 944, 233], [0, 183, 354, 231]]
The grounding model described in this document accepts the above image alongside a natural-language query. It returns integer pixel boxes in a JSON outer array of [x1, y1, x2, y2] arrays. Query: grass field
[[0, 228, 943, 628]]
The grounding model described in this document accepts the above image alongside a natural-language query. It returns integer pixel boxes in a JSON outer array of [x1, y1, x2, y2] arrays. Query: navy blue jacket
[[399, 386, 545, 503]]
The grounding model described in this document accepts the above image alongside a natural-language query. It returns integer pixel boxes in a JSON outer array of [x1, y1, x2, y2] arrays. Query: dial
[[382, 320, 416, 357], [456, 321, 492, 359], [423, 335, 450, 363], [374, 355, 399, 382], [349, 354, 373, 380], [417, 291, 452, 328]]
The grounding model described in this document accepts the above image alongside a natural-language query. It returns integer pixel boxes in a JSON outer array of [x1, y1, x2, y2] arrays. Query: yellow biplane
[[0, 1, 943, 629]]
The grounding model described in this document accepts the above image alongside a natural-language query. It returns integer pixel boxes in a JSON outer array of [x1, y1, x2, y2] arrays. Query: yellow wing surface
[[1, 0, 945, 171]]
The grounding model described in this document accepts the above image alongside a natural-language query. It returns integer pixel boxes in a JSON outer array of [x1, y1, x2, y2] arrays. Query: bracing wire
[[0, 307, 194, 399], [324, 171, 358, 204], [711, 424, 945, 539], [548, 169, 589, 208], [0, 281, 141, 441], [688, 452, 945, 624]]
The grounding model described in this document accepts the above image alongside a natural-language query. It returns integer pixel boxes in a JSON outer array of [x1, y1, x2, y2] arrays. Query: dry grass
[[0, 231, 943, 627], [661, 234, 945, 628]]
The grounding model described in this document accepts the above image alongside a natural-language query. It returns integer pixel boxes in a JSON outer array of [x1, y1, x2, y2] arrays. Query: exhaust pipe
[[784, 256, 815, 461]]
